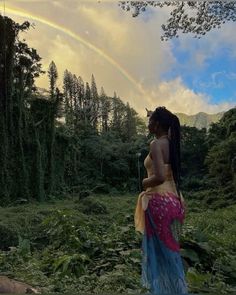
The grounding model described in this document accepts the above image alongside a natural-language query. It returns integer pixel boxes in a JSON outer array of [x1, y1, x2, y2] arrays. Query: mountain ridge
[[142, 110, 225, 129], [175, 111, 225, 129]]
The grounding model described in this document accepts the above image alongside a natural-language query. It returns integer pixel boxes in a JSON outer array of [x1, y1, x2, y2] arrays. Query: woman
[[134, 106, 188, 294]]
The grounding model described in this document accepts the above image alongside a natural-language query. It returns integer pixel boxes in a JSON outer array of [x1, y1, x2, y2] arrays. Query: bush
[[0, 224, 18, 250], [182, 176, 206, 191], [80, 198, 108, 215]]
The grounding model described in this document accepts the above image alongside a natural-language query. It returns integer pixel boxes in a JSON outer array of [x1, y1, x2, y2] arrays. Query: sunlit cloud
[[134, 77, 235, 117], [3, 0, 235, 117]]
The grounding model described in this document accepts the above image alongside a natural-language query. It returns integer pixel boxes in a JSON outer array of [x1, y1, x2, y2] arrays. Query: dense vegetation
[[0, 195, 236, 294], [0, 15, 235, 294]]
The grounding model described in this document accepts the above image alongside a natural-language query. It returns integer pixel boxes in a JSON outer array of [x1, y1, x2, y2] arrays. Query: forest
[[0, 15, 236, 294]]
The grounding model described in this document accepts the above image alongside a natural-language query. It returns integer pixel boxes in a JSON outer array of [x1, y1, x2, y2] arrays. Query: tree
[[48, 61, 58, 99], [181, 125, 208, 178], [75, 75, 85, 132], [0, 15, 45, 201], [122, 102, 137, 142], [47, 61, 62, 195], [99, 87, 111, 133], [119, 1, 236, 40], [205, 134, 236, 187], [136, 117, 147, 136], [110, 92, 126, 138], [84, 82, 92, 125], [63, 70, 74, 127], [0, 15, 16, 198], [90, 74, 99, 129], [205, 108, 236, 190]]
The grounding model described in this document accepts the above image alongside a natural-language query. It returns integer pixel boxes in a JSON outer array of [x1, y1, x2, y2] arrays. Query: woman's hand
[[139, 190, 147, 197]]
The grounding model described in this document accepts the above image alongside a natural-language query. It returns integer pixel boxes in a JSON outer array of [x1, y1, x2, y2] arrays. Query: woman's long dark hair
[[150, 106, 181, 196]]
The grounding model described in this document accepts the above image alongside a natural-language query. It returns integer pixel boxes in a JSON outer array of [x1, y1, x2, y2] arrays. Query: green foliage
[[180, 108, 236, 208], [0, 196, 235, 293], [181, 125, 208, 178], [52, 253, 90, 277], [205, 132, 236, 185], [41, 209, 86, 251], [181, 176, 207, 192], [17, 236, 31, 259], [186, 267, 233, 294], [207, 108, 236, 144], [202, 108, 236, 206], [80, 197, 108, 215], [0, 224, 18, 250]]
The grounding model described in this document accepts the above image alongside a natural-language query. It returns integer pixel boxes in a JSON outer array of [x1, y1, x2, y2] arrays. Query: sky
[[1, 0, 236, 117]]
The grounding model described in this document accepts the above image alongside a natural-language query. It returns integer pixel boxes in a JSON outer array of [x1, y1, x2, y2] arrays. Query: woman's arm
[[142, 140, 166, 190]]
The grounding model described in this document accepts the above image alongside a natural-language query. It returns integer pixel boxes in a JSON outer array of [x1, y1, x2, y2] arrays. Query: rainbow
[[1, 4, 151, 102]]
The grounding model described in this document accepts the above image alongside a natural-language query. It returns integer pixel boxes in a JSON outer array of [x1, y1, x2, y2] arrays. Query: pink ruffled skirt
[[136, 192, 189, 294]]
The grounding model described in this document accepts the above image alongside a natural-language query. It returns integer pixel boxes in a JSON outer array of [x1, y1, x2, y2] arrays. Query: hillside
[[175, 111, 225, 129], [142, 111, 225, 130]]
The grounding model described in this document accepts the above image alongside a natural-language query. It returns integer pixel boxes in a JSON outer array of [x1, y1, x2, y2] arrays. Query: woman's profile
[[134, 106, 188, 294]]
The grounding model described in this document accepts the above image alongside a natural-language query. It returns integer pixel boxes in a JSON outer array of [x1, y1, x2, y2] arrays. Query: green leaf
[[180, 248, 200, 263]]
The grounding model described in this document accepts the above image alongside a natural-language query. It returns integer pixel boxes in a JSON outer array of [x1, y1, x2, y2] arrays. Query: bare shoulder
[[150, 138, 161, 147], [150, 138, 166, 148], [149, 139, 162, 157], [150, 138, 169, 160], [149, 139, 161, 152]]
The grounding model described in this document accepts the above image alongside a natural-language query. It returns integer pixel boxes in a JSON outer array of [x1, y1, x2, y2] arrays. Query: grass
[[0, 193, 235, 294]]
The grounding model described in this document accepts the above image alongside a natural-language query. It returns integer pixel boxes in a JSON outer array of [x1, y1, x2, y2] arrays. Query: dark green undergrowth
[[0, 194, 235, 294]]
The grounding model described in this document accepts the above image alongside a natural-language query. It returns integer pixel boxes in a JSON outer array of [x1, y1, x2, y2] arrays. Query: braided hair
[[150, 106, 181, 196]]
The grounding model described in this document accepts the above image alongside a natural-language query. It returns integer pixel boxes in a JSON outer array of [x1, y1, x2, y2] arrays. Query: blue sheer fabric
[[141, 206, 189, 295]]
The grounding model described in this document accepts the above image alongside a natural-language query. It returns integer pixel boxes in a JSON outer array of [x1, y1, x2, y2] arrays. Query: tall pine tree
[[48, 61, 58, 99]]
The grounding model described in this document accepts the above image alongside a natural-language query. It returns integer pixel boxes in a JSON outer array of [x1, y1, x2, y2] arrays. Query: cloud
[[35, 34, 82, 89], [16, 2, 175, 102], [78, 4, 128, 50], [192, 71, 236, 93], [134, 77, 235, 117], [8, 0, 235, 118], [198, 71, 225, 89], [174, 21, 236, 71], [76, 2, 176, 84]]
